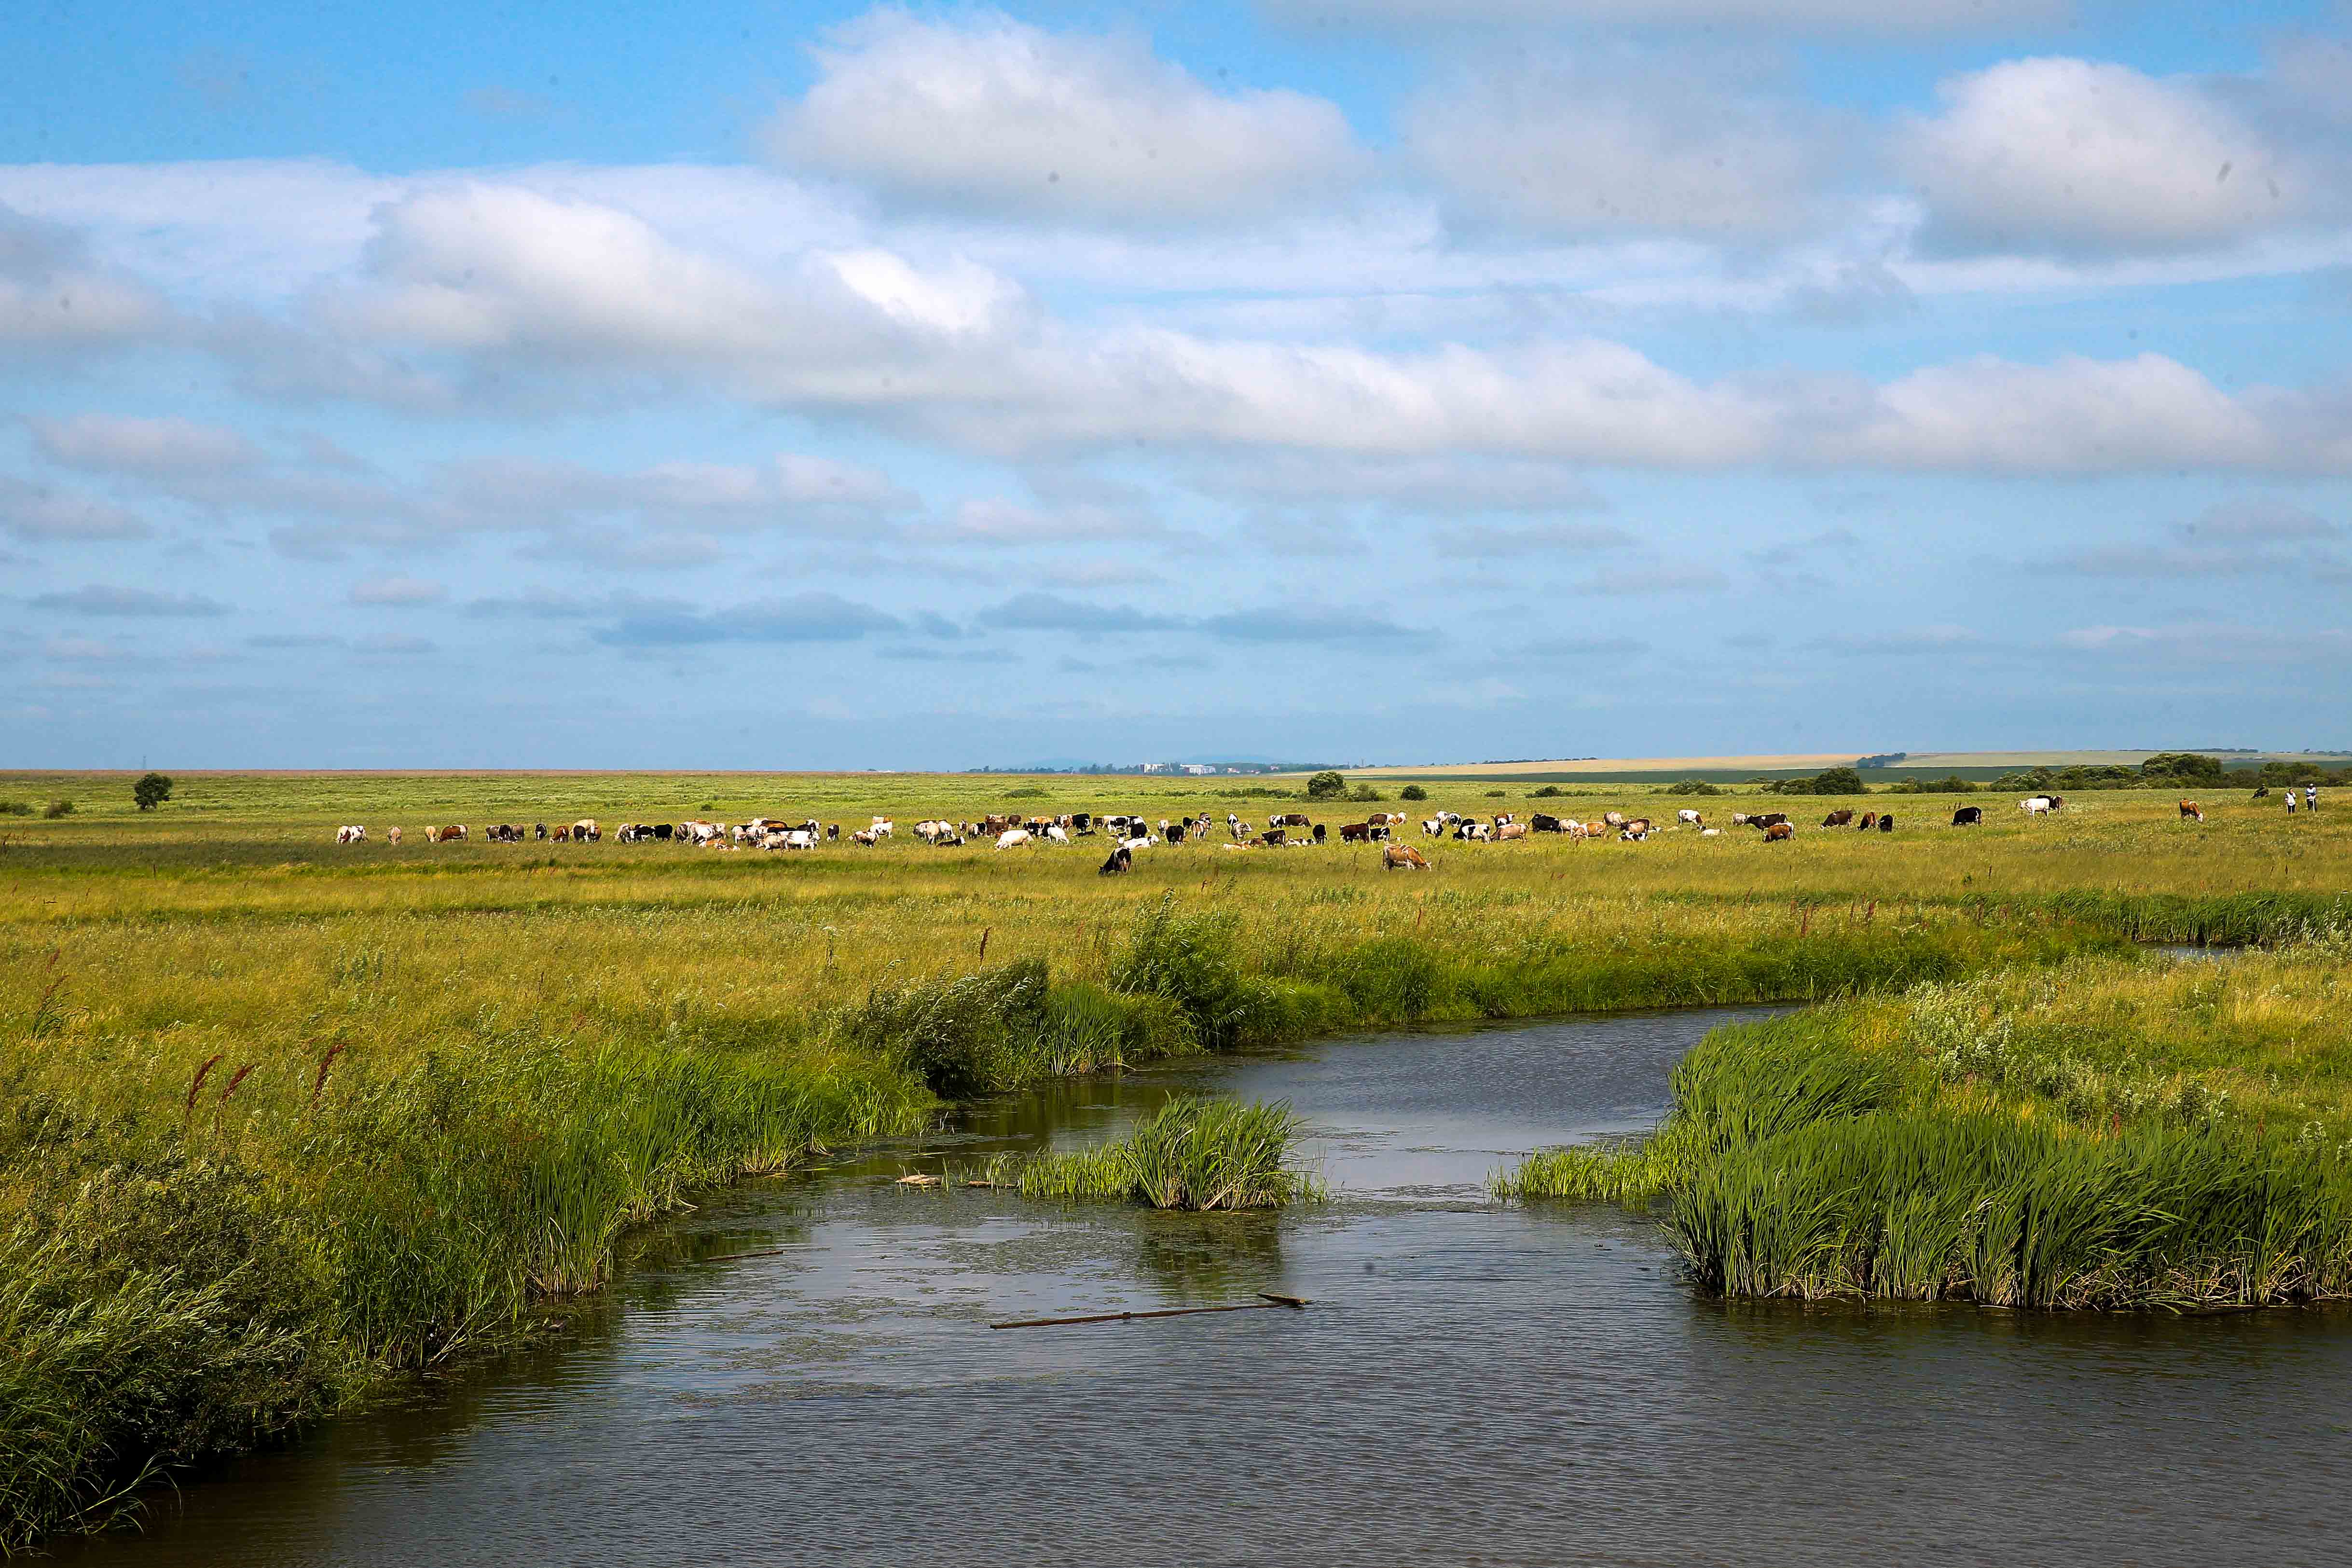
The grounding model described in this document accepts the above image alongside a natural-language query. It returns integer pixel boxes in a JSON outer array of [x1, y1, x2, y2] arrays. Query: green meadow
[[2, 769, 2348, 1549]]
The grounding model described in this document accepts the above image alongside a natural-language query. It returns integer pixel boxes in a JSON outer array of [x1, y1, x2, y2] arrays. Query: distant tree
[[1399, 784, 1428, 801], [1348, 784, 1387, 802], [1665, 780, 1721, 796], [1808, 766, 1867, 796], [1305, 770, 1348, 800], [42, 800, 74, 819], [134, 771, 174, 811], [2140, 752, 2226, 784], [1527, 785, 1566, 798]]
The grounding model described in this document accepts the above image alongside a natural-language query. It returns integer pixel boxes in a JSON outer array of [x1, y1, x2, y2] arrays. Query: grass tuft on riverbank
[[1005, 1097, 1321, 1210]]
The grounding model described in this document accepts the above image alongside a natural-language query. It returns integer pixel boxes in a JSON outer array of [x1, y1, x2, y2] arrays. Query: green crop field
[[3, 768, 2350, 1549]]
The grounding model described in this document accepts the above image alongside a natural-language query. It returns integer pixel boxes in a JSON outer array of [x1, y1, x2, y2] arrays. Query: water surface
[[70, 1007, 2352, 1567]]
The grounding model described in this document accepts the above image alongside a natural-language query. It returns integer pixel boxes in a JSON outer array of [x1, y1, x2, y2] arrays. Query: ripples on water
[[65, 1008, 2352, 1568]]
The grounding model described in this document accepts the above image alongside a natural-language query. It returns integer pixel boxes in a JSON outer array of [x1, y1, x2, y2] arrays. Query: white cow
[[385, 826, 402, 845], [335, 825, 366, 845], [1677, 809, 1704, 827], [868, 817, 894, 837], [995, 828, 1032, 851], [1046, 824, 1070, 844], [2021, 796, 2055, 816]]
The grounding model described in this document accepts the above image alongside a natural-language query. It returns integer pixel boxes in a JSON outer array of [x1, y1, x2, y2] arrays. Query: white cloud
[[1404, 53, 1839, 239], [766, 10, 1361, 224], [935, 496, 1169, 545], [31, 413, 262, 474], [29, 585, 230, 617], [0, 202, 170, 343], [2057, 621, 2352, 662], [1259, 0, 2061, 32], [349, 575, 446, 606], [1901, 58, 2302, 257], [0, 475, 151, 541]]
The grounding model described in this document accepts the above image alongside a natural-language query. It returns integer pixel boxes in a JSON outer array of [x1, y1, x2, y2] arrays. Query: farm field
[[3, 769, 2349, 1549]]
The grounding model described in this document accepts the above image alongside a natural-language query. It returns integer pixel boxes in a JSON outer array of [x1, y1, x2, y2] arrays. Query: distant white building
[[1182, 763, 1216, 775]]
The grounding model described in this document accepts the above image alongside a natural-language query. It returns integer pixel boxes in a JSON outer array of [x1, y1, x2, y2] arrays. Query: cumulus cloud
[[975, 592, 1184, 634], [0, 475, 151, 541], [1258, 0, 2060, 31], [1197, 606, 1437, 649], [1405, 52, 1840, 239], [28, 584, 230, 616], [1901, 58, 2304, 256], [0, 202, 170, 343], [31, 413, 262, 474], [349, 574, 446, 606], [589, 592, 902, 646], [766, 10, 1361, 223], [1188, 453, 1609, 514]]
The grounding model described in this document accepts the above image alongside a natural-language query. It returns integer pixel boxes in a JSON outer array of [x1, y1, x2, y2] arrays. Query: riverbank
[[1503, 939, 2352, 1307]]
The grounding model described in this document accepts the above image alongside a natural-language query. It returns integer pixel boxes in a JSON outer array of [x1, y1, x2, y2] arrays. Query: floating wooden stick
[[990, 1293, 1309, 1330]]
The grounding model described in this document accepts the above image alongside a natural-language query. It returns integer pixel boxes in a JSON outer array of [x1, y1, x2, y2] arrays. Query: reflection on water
[[60, 1006, 2352, 1568]]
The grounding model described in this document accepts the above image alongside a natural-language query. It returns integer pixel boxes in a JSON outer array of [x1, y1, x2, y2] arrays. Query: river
[[66, 1006, 2352, 1567]]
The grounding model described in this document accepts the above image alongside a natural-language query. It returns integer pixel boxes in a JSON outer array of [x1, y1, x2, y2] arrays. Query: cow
[[1699, 827, 1721, 837], [533, 822, 548, 841], [1747, 812, 1789, 830], [1422, 818, 1445, 837], [1383, 843, 1430, 871], [1857, 812, 1878, 831], [1763, 822, 1794, 842], [1166, 821, 1186, 844], [869, 817, 894, 838], [1497, 822, 1528, 841], [573, 819, 600, 841], [1952, 806, 1984, 827], [2179, 799, 2205, 822], [2021, 796, 2053, 815], [1098, 845, 1133, 876], [1047, 824, 1071, 844], [679, 820, 722, 845], [2253, 785, 2271, 800], [915, 819, 955, 843], [1312, 823, 1327, 844], [552, 825, 570, 842], [385, 826, 402, 846], [1270, 812, 1309, 829], [335, 825, 366, 845], [1822, 809, 1856, 827], [1339, 822, 1373, 843], [1676, 809, 1703, 828], [1263, 828, 1287, 847], [995, 828, 1032, 851], [1603, 811, 1627, 827], [1531, 814, 1566, 833], [1878, 814, 1894, 833], [851, 827, 880, 846], [1624, 817, 1652, 835]]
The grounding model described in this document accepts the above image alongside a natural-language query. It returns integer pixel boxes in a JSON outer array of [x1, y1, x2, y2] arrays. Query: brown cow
[[1496, 822, 1528, 840], [1763, 822, 1794, 842], [1383, 843, 1430, 870], [2179, 799, 2205, 822], [1857, 812, 1878, 830], [1822, 809, 1856, 827], [1339, 822, 1372, 842]]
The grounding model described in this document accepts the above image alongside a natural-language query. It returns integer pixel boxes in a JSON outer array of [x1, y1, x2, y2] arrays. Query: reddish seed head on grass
[[310, 1042, 347, 1107], [218, 1063, 254, 1103], [185, 1052, 224, 1116]]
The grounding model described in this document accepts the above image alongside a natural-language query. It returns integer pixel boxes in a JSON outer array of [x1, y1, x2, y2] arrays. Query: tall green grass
[[1502, 944, 2352, 1308], [1008, 1097, 1321, 1210]]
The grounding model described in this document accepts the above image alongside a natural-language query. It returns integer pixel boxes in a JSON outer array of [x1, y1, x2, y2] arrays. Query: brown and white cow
[[1383, 843, 1430, 870], [1763, 822, 1794, 842], [2179, 799, 2205, 822]]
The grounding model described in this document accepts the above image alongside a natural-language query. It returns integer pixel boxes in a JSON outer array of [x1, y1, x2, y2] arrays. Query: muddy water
[[71, 1008, 2352, 1568]]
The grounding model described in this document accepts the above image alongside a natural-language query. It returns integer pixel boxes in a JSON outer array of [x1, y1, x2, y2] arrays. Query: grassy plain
[[2, 770, 2349, 1548]]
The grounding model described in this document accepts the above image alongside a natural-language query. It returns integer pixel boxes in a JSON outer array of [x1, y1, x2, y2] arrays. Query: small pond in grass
[[67, 1006, 2352, 1568]]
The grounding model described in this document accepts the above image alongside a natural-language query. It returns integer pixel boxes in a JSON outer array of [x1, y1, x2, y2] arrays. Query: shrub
[[0, 801, 30, 817], [1485, 790, 1507, 798], [1347, 784, 1386, 802], [1304, 770, 1347, 801], [1399, 784, 1428, 801], [133, 773, 173, 812], [1528, 785, 1565, 798], [41, 802, 73, 820], [1110, 894, 1268, 1052], [1666, 780, 1722, 796]]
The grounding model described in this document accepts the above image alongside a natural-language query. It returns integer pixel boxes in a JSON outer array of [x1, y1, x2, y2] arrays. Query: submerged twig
[[990, 1292, 1309, 1330]]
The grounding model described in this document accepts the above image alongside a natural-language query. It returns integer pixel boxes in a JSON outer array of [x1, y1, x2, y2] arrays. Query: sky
[[4, 1, 2350, 770]]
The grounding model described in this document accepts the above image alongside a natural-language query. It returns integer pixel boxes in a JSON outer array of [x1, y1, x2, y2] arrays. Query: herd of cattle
[[326, 789, 2255, 865]]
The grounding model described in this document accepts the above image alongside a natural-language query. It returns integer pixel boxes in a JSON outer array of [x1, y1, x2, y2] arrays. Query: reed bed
[[1005, 1097, 1321, 1210], [1501, 941, 2352, 1308]]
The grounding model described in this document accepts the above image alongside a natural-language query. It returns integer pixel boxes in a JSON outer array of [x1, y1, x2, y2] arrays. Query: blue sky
[[4, 1, 2350, 768]]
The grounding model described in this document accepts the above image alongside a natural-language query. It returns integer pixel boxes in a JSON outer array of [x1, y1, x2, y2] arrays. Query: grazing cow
[[1857, 812, 1878, 831], [1339, 822, 1372, 843], [1166, 822, 1187, 844], [1098, 845, 1133, 876], [1270, 812, 1309, 829], [553, 825, 571, 842], [1624, 818, 1653, 835], [869, 817, 894, 837], [851, 828, 880, 846], [1312, 823, 1327, 844], [1376, 812, 1410, 827], [679, 820, 722, 845], [2179, 799, 2206, 822], [915, 819, 953, 843], [1677, 809, 1703, 827], [1747, 812, 1789, 830], [1878, 814, 1894, 833], [1047, 824, 1071, 844], [1952, 806, 1984, 827], [1423, 818, 1445, 837], [1383, 843, 1430, 871], [1263, 828, 1287, 847], [2253, 785, 2270, 800], [572, 819, 600, 841], [1603, 811, 1627, 827], [533, 822, 548, 841], [385, 826, 402, 845], [1822, 809, 1856, 827], [995, 828, 1032, 851], [335, 825, 366, 845], [1531, 814, 1565, 833], [1763, 822, 1794, 842], [1497, 822, 1528, 841]]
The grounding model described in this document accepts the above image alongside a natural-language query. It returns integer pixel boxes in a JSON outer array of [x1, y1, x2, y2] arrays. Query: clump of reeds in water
[[1003, 1097, 1323, 1210]]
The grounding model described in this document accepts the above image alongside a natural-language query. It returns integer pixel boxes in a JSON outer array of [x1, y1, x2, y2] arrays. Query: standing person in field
[[2308, 784, 2319, 812], [2285, 789, 2298, 813]]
